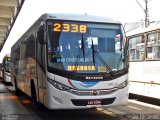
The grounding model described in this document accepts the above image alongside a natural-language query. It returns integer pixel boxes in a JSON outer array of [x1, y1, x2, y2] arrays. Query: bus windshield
[[47, 20, 126, 74], [5, 57, 11, 73]]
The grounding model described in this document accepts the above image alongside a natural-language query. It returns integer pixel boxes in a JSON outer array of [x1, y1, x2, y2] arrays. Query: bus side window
[[147, 32, 160, 59], [158, 32, 160, 58], [129, 35, 144, 61], [25, 34, 35, 59]]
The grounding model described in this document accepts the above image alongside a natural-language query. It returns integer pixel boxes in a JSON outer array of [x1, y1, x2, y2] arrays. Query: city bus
[[2, 53, 11, 83], [0, 63, 3, 79], [11, 13, 129, 109], [127, 24, 160, 99]]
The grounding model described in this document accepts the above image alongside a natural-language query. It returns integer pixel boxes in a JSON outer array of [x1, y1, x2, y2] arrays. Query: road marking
[[97, 108, 126, 117], [97, 108, 116, 117], [107, 108, 126, 115], [127, 105, 142, 111]]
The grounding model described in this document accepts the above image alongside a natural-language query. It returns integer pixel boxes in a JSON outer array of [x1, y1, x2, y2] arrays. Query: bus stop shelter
[[0, 0, 24, 52]]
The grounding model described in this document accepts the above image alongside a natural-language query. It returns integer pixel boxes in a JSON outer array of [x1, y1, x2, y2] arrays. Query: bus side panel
[[11, 22, 38, 98], [129, 61, 160, 99], [10, 63, 15, 85]]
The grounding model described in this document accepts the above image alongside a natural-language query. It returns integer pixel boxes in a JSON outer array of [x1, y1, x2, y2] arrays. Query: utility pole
[[135, 0, 149, 27], [144, 0, 149, 27]]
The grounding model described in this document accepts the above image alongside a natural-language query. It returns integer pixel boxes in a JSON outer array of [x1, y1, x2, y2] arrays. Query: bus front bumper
[[45, 82, 129, 109]]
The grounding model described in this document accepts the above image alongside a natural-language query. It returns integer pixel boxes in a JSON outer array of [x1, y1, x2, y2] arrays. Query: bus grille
[[69, 88, 118, 96]]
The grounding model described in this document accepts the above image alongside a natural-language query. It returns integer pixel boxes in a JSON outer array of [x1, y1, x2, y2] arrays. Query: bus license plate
[[88, 99, 101, 105]]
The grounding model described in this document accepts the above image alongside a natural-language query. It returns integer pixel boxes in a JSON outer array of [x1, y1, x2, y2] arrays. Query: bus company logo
[[91, 90, 99, 96], [85, 76, 103, 80]]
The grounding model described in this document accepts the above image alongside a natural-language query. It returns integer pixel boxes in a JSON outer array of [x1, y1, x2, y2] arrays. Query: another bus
[[2, 53, 11, 83], [0, 63, 3, 79], [127, 24, 160, 99], [11, 13, 129, 109]]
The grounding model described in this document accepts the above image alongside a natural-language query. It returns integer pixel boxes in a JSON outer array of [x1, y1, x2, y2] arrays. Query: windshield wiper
[[91, 39, 95, 65], [96, 53, 116, 78], [81, 34, 85, 61], [91, 38, 115, 78]]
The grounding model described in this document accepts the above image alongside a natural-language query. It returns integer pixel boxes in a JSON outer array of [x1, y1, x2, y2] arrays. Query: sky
[[0, 0, 160, 62]]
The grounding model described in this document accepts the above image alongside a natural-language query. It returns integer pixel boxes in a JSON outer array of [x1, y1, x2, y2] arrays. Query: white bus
[[127, 24, 160, 99], [11, 13, 129, 109], [0, 63, 3, 79], [2, 53, 11, 83]]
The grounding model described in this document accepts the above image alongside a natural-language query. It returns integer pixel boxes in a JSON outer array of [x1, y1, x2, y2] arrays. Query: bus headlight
[[48, 78, 71, 91], [118, 80, 128, 89]]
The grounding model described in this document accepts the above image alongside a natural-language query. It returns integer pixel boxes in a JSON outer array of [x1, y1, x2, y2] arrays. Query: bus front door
[[36, 40, 46, 105]]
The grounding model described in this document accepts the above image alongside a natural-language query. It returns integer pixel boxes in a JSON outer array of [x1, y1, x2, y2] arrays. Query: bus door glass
[[36, 24, 46, 104]]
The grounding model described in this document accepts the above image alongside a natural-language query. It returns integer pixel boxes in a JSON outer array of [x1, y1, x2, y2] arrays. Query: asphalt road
[[0, 82, 160, 120]]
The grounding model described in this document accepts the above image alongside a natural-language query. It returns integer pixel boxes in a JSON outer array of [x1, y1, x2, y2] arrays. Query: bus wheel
[[14, 77, 21, 96]]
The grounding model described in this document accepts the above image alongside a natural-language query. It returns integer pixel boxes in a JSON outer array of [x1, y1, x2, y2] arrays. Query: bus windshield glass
[[47, 20, 125, 74], [5, 57, 11, 72]]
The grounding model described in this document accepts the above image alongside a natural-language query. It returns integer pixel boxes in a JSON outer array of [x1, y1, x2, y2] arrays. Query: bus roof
[[126, 23, 160, 37], [4, 53, 10, 58], [40, 13, 121, 24]]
